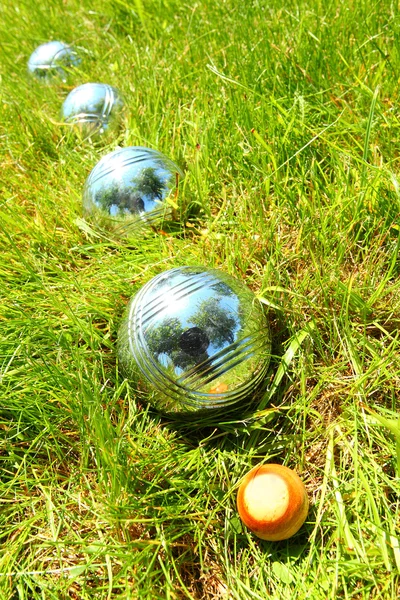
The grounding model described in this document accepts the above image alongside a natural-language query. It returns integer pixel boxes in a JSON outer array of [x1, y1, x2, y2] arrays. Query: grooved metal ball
[[61, 83, 124, 139], [83, 146, 183, 236], [28, 41, 80, 81], [117, 266, 271, 417]]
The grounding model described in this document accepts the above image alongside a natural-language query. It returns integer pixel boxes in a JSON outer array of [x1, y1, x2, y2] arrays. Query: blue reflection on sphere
[[28, 41, 80, 81], [61, 83, 124, 139], [83, 146, 183, 236], [117, 266, 271, 417]]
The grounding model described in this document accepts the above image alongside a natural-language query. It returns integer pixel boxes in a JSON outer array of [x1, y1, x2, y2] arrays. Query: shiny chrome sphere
[[117, 266, 271, 417], [28, 41, 80, 81], [83, 146, 183, 236], [61, 83, 124, 139]]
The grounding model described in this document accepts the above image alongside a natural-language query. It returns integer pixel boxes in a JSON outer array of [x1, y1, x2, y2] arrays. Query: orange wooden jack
[[237, 464, 309, 541]]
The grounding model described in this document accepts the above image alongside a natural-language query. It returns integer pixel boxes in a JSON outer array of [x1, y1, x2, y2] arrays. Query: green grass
[[0, 0, 400, 597]]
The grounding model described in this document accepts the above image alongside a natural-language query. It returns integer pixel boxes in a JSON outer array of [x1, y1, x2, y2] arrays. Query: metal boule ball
[[28, 41, 80, 81], [117, 266, 271, 418], [82, 146, 183, 237], [61, 83, 125, 140]]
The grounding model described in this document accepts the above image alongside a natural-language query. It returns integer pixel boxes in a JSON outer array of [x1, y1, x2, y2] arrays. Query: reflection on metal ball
[[61, 83, 124, 139], [28, 41, 80, 81], [117, 266, 271, 417], [83, 146, 183, 236]]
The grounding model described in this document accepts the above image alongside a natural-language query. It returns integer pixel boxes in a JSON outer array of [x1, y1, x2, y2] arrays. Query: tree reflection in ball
[[28, 41, 80, 81], [61, 83, 124, 139], [117, 266, 271, 417], [83, 146, 183, 236]]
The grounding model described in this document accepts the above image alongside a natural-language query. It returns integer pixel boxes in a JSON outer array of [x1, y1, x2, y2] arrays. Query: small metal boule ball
[[61, 83, 125, 140], [28, 41, 80, 81], [83, 146, 183, 237], [117, 266, 271, 418]]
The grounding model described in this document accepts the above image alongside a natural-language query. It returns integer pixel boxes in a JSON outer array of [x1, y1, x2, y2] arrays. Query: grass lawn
[[1, 0, 399, 597]]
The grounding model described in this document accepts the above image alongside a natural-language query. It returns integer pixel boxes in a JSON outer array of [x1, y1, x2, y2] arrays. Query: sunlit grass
[[0, 0, 399, 598]]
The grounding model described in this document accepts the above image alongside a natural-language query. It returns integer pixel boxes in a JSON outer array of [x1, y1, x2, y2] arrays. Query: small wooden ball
[[237, 464, 309, 541]]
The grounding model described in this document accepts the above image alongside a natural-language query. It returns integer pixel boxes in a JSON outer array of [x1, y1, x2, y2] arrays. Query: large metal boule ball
[[83, 146, 183, 236], [117, 266, 271, 418], [28, 41, 80, 81], [61, 83, 124, 140]]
